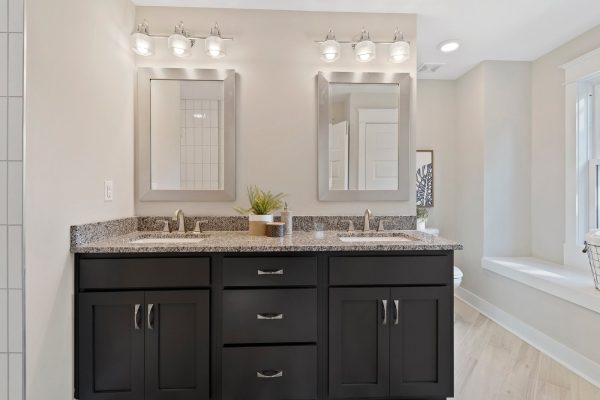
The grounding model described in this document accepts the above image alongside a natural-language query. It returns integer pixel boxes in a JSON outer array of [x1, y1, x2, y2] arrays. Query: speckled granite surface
[[71, 228, 462, 254], [136, 215, 416, 233]]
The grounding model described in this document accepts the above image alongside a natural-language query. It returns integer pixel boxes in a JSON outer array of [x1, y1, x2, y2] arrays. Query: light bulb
[[205, 35, 225, 59], [205, 23, 226, 59], [168, 33, 191, 58], [130, 24, 154, 56], [354, 29, 376, 62], [320, 30, 340, 63], [438, 40, 460, 53], [389, 40, 410, 63]]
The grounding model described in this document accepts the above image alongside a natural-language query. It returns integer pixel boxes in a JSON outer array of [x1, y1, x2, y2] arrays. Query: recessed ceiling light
[[438, 40, 460, 53]]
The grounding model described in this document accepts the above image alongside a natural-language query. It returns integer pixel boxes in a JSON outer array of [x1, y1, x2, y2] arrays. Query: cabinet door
[[145, 291, 210, 400], [390, 286, 453, 398], [329, 288, 390, 399], [78, 292, 145, 400]]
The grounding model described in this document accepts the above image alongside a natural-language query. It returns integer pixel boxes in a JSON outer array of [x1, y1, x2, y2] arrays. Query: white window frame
[[561, 47, 600, 270]]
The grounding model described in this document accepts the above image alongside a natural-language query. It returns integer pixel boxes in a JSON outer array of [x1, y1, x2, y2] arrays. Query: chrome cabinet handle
[[381, 299, 388, 325], [257, 313, 284, 320], [134, 304, 142, 330], [393, 300, 399, 325], [147, 303, 155, 330], [257, 370, 283, 379], [257, 268, 284, 275]]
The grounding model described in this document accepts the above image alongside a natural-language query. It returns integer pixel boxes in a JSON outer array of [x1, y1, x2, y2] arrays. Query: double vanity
[[71, 216, 461, 400], [70, 65, 458, 400]]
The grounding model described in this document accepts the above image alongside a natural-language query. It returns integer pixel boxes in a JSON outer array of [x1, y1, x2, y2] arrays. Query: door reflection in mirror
[[328, 83, 400, 191]]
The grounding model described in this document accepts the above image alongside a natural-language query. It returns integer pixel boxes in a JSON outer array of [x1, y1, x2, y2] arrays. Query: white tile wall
[[1, 0, 23, 398], [0, 227, 6, 288], [0, 97, 6, 159], [7, 97, 21, 160], [179, 99, 223, 190], [7, 162, 21, 225], [0, 34, 6, 97], [7, 290, 21, 352], [7, 33, 22, 97], [7, 226, 20, 288], [0, 290, 6, 352], [8, 354, 21, 400], [7, 0, 21, 33], [0, 162, 5, 224]]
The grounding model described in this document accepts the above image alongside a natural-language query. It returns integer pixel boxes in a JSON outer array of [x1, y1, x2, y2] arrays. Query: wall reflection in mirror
[[328, 83, 400, 191], [151, 80, 224, 191]]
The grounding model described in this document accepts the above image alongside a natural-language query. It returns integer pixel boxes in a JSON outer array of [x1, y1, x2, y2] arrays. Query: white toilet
[[453, 266, 463, 289]]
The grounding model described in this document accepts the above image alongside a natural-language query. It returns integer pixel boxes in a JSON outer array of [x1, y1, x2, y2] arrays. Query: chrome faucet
[[363, 209, 372, 232], [173, 209, 185, 233]]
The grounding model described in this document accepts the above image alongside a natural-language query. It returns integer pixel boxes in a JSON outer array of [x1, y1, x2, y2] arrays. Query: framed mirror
[[136, 68, 236, 201], [317, 71, 411, 201]]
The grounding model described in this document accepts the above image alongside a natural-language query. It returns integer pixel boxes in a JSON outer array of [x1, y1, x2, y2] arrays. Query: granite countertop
[[72, 230, 462, 254]]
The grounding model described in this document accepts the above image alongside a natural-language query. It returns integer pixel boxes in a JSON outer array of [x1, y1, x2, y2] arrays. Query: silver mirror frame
[[136, 68, 236, 201], [317, 71, 411, 201]]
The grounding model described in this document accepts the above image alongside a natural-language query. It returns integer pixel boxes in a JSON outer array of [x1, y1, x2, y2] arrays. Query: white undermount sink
[[338, 233, 416, 243], [129, 233, 208, 245]]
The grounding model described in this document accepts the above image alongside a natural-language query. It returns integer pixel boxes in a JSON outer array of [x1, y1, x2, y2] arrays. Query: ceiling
[[131, 0, 600, 79]]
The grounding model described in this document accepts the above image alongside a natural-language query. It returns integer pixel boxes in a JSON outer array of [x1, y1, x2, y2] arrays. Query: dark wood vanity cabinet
[[75, 251, 454, 400]]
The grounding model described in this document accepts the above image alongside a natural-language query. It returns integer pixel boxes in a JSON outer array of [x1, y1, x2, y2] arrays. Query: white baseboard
[[455, 287, 600, 388]]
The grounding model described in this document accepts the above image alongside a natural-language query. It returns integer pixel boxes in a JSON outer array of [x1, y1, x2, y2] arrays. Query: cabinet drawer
[[222, 289, 317, 344], [222, 256, 317, 287], [222, 346, 317, 400], [78, 257, 210, 290], [329, 255, 452, 286]]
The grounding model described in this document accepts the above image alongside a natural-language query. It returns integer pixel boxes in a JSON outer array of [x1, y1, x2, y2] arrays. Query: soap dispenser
[[281, 202, 293, 235]]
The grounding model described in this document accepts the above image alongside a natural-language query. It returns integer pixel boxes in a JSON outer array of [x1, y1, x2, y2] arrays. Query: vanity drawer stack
[[221, 256, 319, 400]]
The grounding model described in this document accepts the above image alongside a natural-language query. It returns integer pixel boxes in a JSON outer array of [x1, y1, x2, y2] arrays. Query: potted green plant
[[416, 206, 429, 231], [235, 185, 287, 235]]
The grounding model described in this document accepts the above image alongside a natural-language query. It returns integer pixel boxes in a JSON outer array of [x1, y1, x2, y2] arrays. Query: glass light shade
[[168, 33, 191, 57], [320, 39, 340, 62], [205, 35, 226, 58], [355, 40, 376, 62], [130, 32, 154, 56], [389, 40, 410, 63]]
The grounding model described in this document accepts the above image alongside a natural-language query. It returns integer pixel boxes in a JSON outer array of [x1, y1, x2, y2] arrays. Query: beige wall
[[24, 0, 135, 399], [134, 7, 417, 217], [531, 25, 600, 264], [415, 80, 456, 235]]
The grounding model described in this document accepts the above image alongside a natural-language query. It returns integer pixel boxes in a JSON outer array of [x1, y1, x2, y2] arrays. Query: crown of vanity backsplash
[[71, 215, 416, 248]]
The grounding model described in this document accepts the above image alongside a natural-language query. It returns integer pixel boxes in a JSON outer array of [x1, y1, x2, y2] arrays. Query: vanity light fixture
[[316, 27, 409, 64], [205, 23, 226, 58], [131, 20, 233, 59], [438, 40, 460, 53], [168, 21, 193, 58], [320, 28, 341, 63], [130, 20, 154, 56], [389, 28, 410, 63], [354, 28, 376, 62]]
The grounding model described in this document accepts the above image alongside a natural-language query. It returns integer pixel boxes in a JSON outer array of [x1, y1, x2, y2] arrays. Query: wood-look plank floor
[[453, 298, 600, 400]]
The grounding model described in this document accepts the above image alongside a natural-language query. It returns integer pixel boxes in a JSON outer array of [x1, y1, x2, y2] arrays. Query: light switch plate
[[104, 180, 113, 202]]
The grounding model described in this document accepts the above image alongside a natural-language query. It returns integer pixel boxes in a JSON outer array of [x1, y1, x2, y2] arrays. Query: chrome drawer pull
[[257, 268, 284, 275], [257, 313, 284, 320], [381, 299, 388, 325], [394, 300, 399, 325], [134, 304, 142, 330], [257, 370, 283, 379]]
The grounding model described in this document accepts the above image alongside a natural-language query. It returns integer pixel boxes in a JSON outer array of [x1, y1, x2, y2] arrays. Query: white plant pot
[[417, 219, 427, 231], [248, 214, 274, 236]]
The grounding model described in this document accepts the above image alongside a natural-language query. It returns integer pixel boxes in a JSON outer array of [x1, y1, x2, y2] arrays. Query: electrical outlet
[[104, 180, 113, 202]]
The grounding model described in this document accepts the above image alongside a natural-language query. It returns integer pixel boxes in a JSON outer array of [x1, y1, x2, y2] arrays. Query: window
[[579, 74, 600, 240]]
